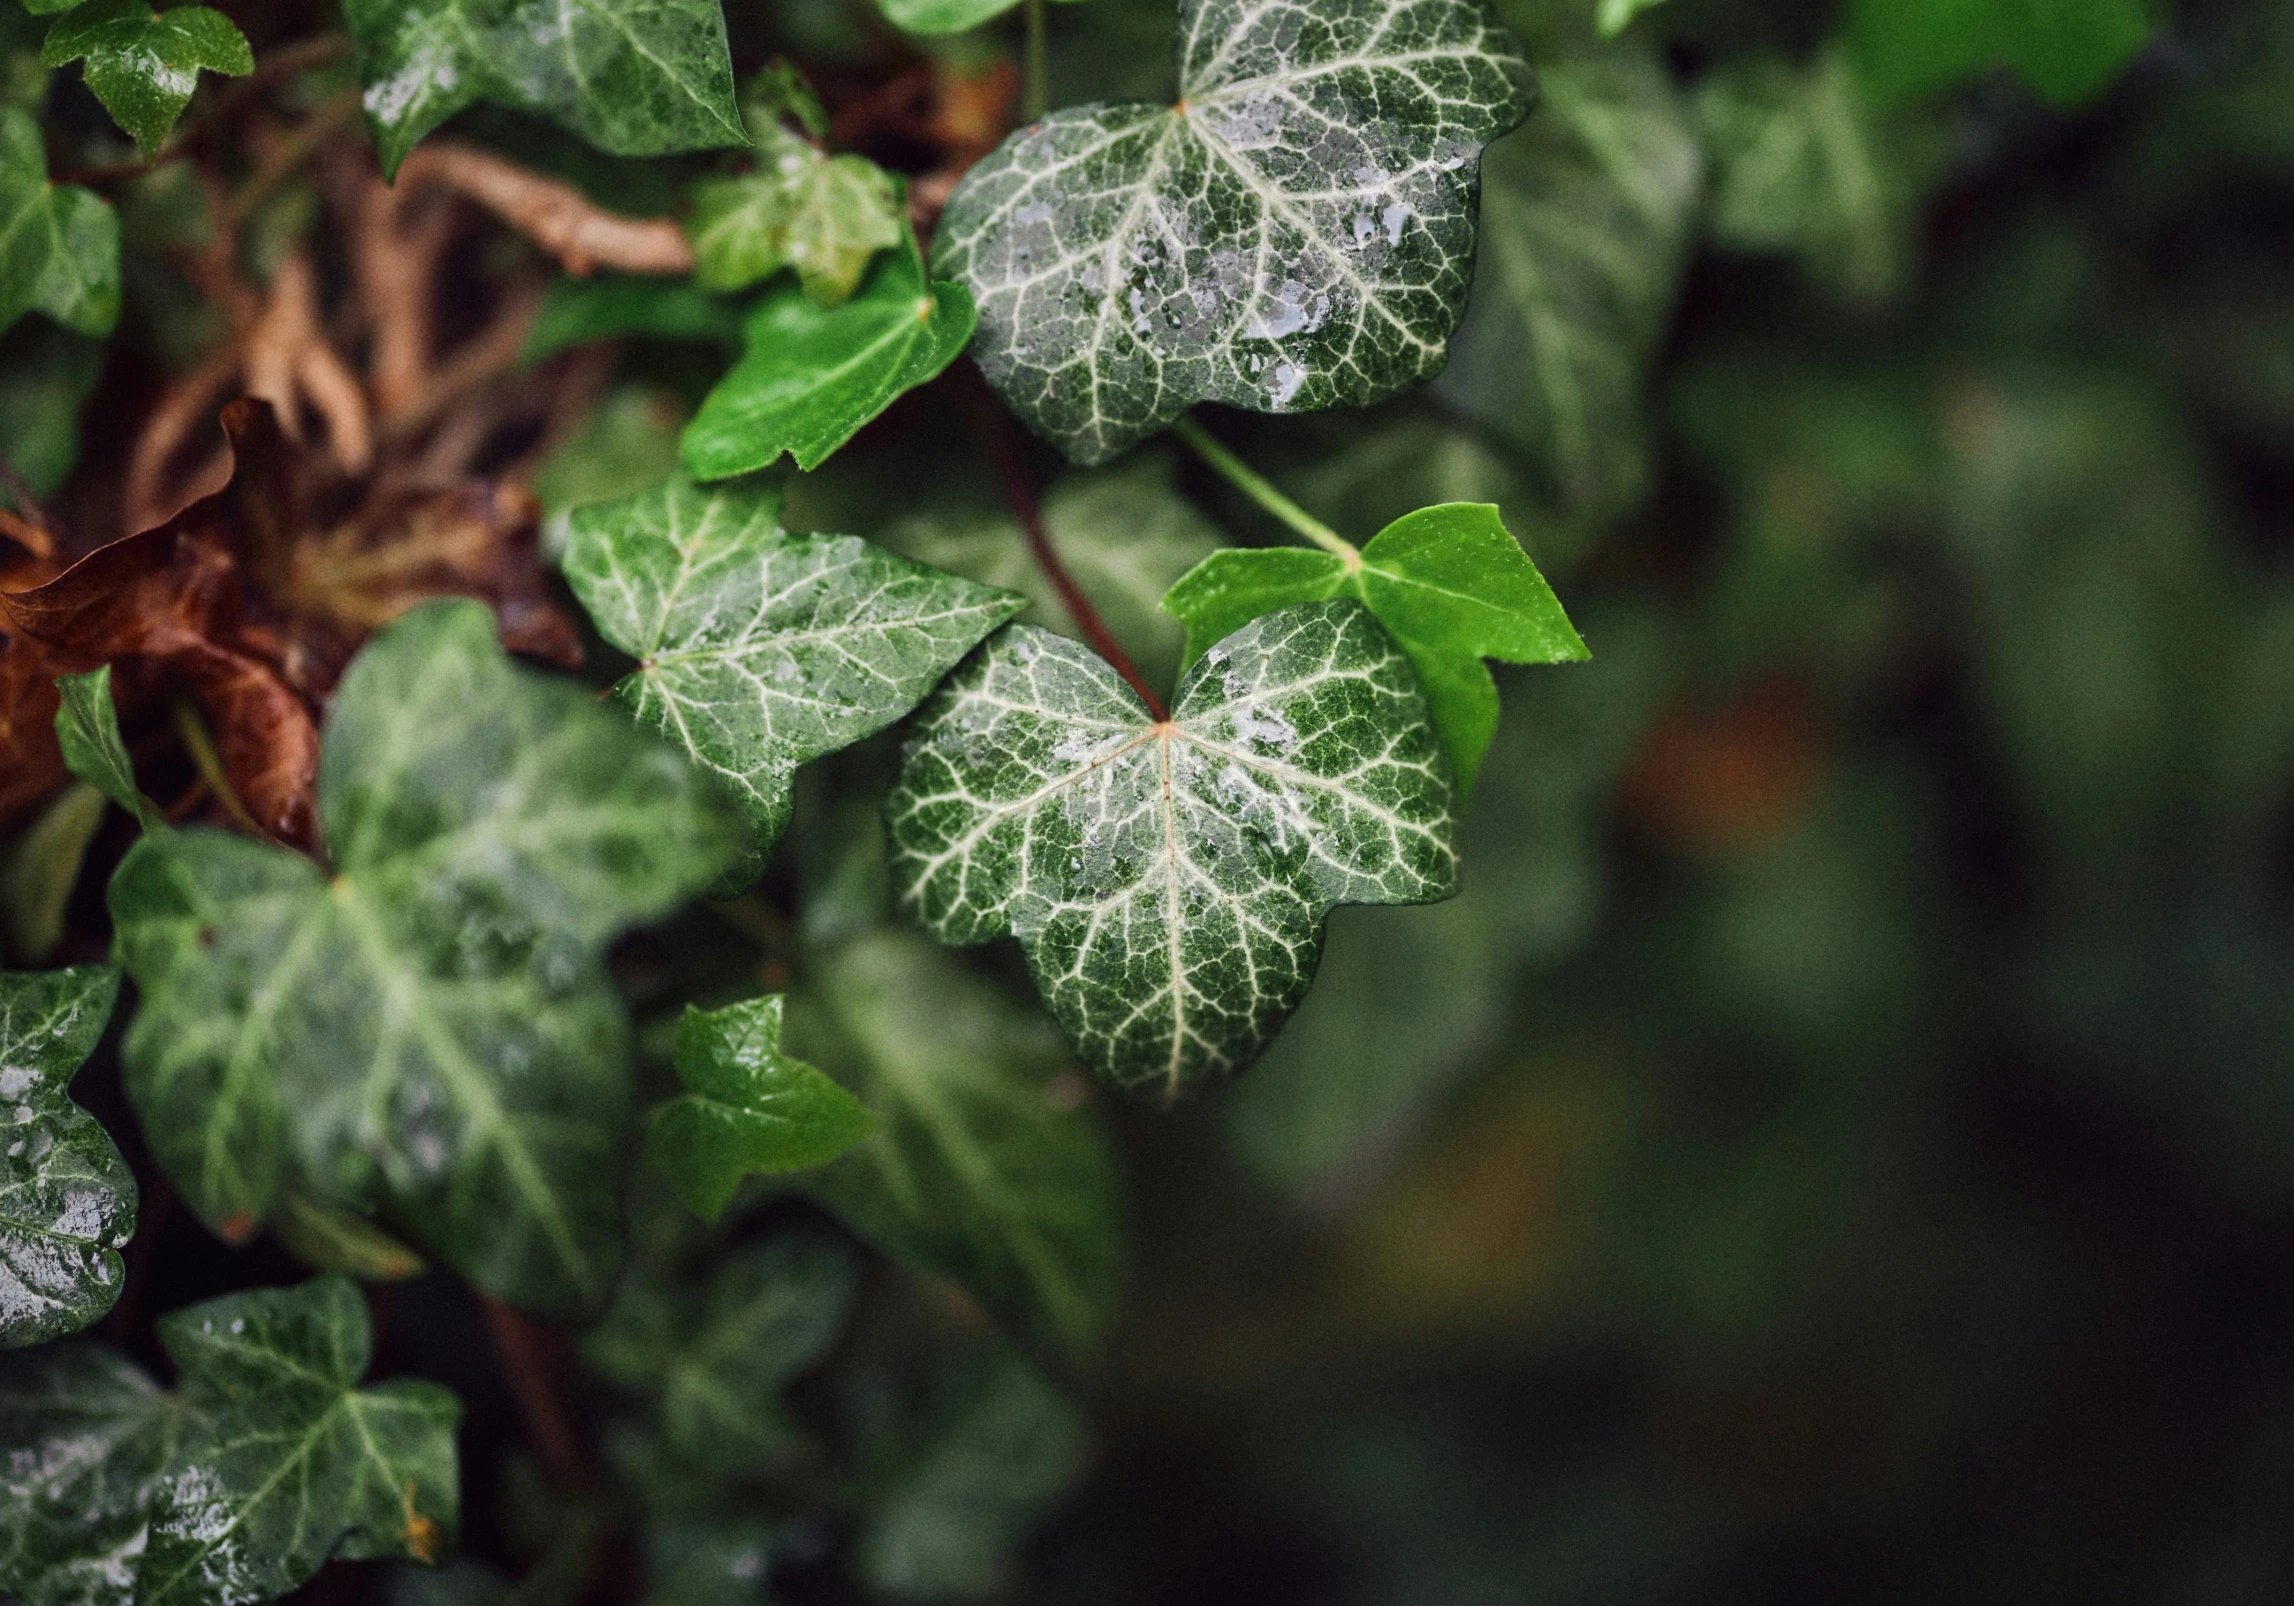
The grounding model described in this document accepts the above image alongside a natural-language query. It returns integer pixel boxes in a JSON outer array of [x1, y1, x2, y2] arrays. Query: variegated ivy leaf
[[0, 105, 119, 340], [0, 964, 136, 1348], [342, 0, 745, 178], [0, 1276, 457, 1606], [888, 599, 1459, 1093], [108, 600, 744, 1317], [932, 0, 1536, 463], [563, 477, 1022, 885], [39, 0, 251, 158]]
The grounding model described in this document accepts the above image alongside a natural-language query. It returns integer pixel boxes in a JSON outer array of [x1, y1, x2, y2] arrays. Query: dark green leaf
[[687, 118, 903, 305], [0, 105, 119, 338], [108, 600, 744, 1316], [520, 275, 741, 367], [53, 666, 158, 828], [889, 599, 1460, 1090], [563, 476, 1021, 882], [0, 964, 134, 1347], [1431, 53, 1701, 520], [932, 0, 1536, 462], [342, 0, 745, 177], [681, 237, 975, 478], [0, 1341, 183, 1606], [644, 994, 877, 1221], [1, 783, 106, 965], [0, 318, 104, 506], [1163, 503, 1584, 795], [1848, 0, 2151, 107], [39, 0, 250, 157], [789, 929, 1125, 1375]]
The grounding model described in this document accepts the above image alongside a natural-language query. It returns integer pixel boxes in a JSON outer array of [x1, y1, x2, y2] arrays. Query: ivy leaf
[[141, 1276, 460, 1602], [1162, 504, 1585, 796], [1431, 54, 1702, 520], [520, 275, 741, 367], [53, 664, 159, 828], [0, 105, 119, 339], [1596, 0, 1669, 36], [342, 0, 746, 178], [687, 121, 904, 306], [0, 1342, 183, 1606], [931, 0, 1536, 463], [583, 1232, 854, 1470], [272, 1188, 428, 1282], [563, 476, 1021, 883], [645, 996, 876, 1222], [874, 0, 1085, 34], [890, 599, 1459, 1093], [39, 0, 251, 157], [1848, 0, 2151, 107], [0, 963, 136, 1348], [788, 929, 1124, 1376], [681, 237, 976, 479], [107, 600, 744, 1316]]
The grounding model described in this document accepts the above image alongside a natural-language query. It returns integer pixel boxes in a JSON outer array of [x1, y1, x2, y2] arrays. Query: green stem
[[1024, 0, 1050, 122], [1171, 415, 1358, 561], [171, 698, 268, 841]]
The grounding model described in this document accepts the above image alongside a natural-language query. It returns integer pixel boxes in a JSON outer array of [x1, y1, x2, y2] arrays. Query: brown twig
[[245, 253, 373, 473], [54, 35, 355, 186], [962, 368, 1168, 720], [127, 344, 242, 530], [224, 87, 362, 230], [171, 698, 271, 840], [393, 143, 694, 276], [478, 1296, 592, 1491]]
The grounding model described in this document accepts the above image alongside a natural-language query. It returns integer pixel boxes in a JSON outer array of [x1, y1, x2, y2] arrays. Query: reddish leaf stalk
[[478, 1295, 593, 1491]]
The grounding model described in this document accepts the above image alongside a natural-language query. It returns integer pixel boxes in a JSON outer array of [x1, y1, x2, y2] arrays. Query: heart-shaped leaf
[[108, 599, 744, 1316], [0, 106, 119, 340], [39, 0, 251, 157], [931, 0, 1535, 463], [888, 599, 1459, 1092], [645, 995, 877, 1222], [1161, 503, 1586, 795], [0, 963, 135, 1348], [342, 0, 746, 177], [681, 238, 976, 479], [563, 477, 1021, 883]]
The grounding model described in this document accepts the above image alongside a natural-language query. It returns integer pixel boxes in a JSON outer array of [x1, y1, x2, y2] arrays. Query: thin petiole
[[1170, 415, 1358, 562], [171, 698, 270, 842], [1025, 0, 1050, 122]]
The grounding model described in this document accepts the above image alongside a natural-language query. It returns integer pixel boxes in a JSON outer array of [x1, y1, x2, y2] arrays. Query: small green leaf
[[645, 995, 878, 1222], [0, 963, 135, 1348], [563, 476, 1021, 882], [0, 1342, 183, 1605], [54, 664, 159, 827], [1848, 0, 2151, 107], [1, 782, 106, 964], [932, 0, 1536, 462], [40, 0, 252, 157], [520, 275, 741, 367], [342, 0, 746, 177], [789, 929, 1125, 1375], [890, 600, 1459, 1092], [0, 105, 119, 339], [1163, 505, 1586, 794], [1597, 0, 1670, 36], [272, 1188, 428, 1282], [108, 600, 744, 1316], [687, 122, 904, 305], [682, 237, 976, 479], [142, 1276, 460, 1601], [875, 0, 1025, 32], [584, 1232, 854, 1470]]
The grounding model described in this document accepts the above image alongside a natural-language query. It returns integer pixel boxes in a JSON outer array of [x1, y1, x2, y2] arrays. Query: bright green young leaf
[[687, 122, 904, 305], [341, 0, 746, 177], [875, 0, 1043, 33], [1597, 0, 1669, 35], [878, 451, 1225, 692], [889, 600, 1460, 1092], [931, 0, 1536, 463], [0, 964, 135, 1348], [1848, 0, 2151, 107], [40, 0, 251, 157], [563, 476, 1022, 882], [54, 665, 159, 828], [788, 929, 1125, 1376], [107, 600, 744, 1317], [520, 275, 741, 367], [0, 105, 119, 339], [855, 1345, 1090, 1602], [1431, 54, 1702, 520], [645, 994, 878, 1222], [0, 1342, 183, 1606], [584, 1232, 854, 1470], [681, 237, 976, 479], [140, 1276, 460, 1603], [1162, 505, 1586, 795]]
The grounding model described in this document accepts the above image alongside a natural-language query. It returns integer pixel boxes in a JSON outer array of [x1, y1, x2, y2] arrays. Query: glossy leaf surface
[[0, 107, 119, 339], [933, 0, 1536, 462], [1162, 503, 1586, 794], [681, 239, 976, 478], [0, 964, 134, 1348], [645, 995, 877, 1221], [108, 600, 743, 1316], [342, 0, 745, 176], [564, 477, 1021, 881], [39, 0, 251, 157], [52, 666, 158, 828], [889, 600, 1459, 1091], [0, 1343, 182, 1606]]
